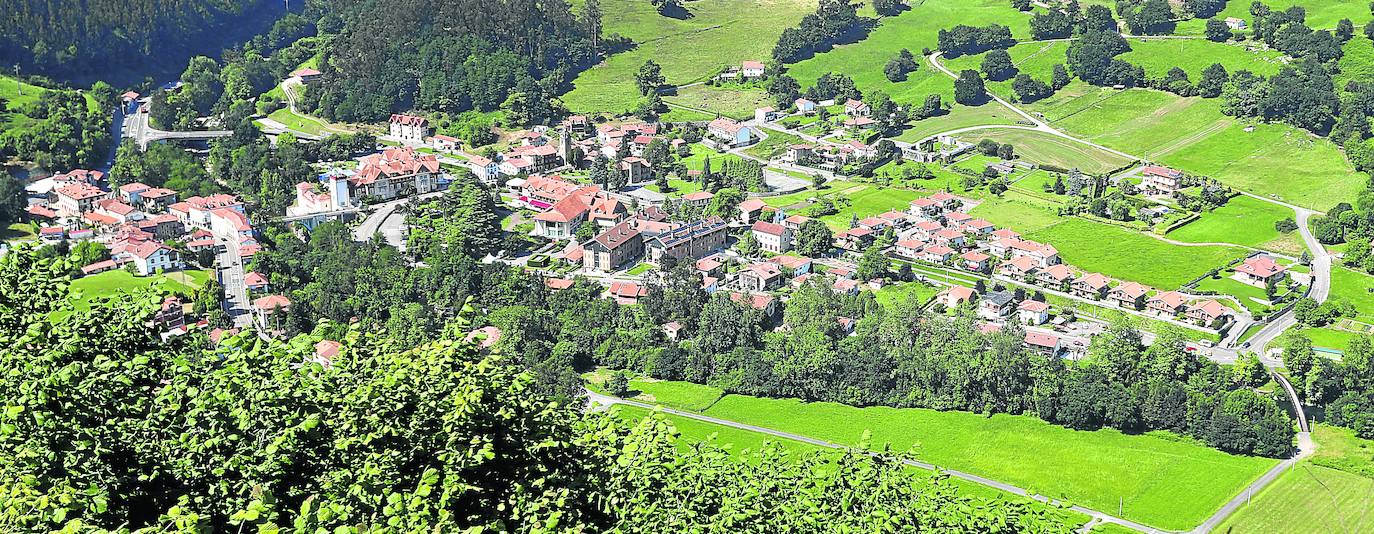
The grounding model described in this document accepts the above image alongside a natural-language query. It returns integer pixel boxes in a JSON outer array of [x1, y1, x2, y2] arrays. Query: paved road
[[125, 104, 232, 150], [586, 388, 1163, 533], [214, 233, 253, 328], [351, 192, 445, 249]]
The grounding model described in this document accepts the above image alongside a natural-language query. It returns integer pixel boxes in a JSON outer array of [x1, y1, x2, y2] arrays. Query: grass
[[894, 104, 1023, 143], [0, 75, 99, 134], [1329, 267, 1374, 322], [1216, 424, 1374, 533], [626, 262, 655, 276], [263, 107, 332, 136], [664, 84, 772, 120], [872, 281, 941, 309], [2, 222, 36, 242], [1026, 218, 1248, 289], [561, 0, 810, 114], [955, 128, 1134, 174], [1024, 84, 1361, 211], [644, 178, 703, 195], [1175, 0, 1371, 35], [688, 389, 1277, 530], [1166, 195, 1298, 251], [1194, 274, 1278, 315], [744, 129, 804, 160], [67, 270, 211, 311]]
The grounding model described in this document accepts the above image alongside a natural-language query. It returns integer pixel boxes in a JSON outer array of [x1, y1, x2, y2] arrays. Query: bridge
[[124, 103, 233, 150]]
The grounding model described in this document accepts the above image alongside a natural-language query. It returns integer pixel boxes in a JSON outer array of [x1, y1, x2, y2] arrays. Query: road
[[585, 389, 1163, 533], [351, 191, 446, 250], [214, 233, 254, 328], [125, 104, 233, 150]]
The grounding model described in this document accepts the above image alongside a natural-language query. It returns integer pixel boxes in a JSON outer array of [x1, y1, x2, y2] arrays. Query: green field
[[1166, 195, 1301, 253], [1217, 425, 1374, 533], [1329, 267, 1374, 322], [1174, 0, 1372, 36], [1023, 85, 1361, 211], [0, 75, 100, 132], [744, 129, 805, 160], [872, 280, 941, 309], [956, 128, 1134, 174], [68, 269, 212, 311], [1027, 218, 1247, 289], [771, 182, 925, 230], [894, 102, 1023, 143], [562, 0, 811, 114], [664, 84, 772, 120], [785, 0, 1030, 106], [665, 388, 1278, 530]]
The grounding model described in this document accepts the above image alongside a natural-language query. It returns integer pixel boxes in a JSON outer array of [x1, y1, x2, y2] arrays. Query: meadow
[[956, 128, 1135, 174], [1174, 0, 1372, 36], [663, 84, 772, 120], [690, 390, 1277, 530], [1329, 267, 1374, 322], [1027, 218, 1248, 289], [562, 0, 811, 114], [1216, 424, 1374, 533], [67, 270, 212, 311], [1165, 195, 1300, 252], [872, 280, 941, 309]]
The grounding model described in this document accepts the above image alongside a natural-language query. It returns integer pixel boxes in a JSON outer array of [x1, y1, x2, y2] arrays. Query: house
[[741, 60, 766, 79], [697, 256, 725, 278], [93, 198, 144, 223], [1018, 300, 1050, 326], [941, 286, 976, 309], [1025, 331, 1062, 355], [141, 188, 178, 211], [1140, 165, 1184, 193], [843, 117, 878, 131], [754, 107, 780, 123], [430, 134, 460, 152], [928, 191, 963, 211], [730, 292, 780, 320], [920, 244, 955, 263], [834, 227, 875, 251], [751, 221, 792, 253], [740, 262, 785, 292], [1187, 299, 1231, 328], [782, 214, 812, 234], [290, 68, 323, 84], [878, 210, 910, 228], [844, 99, 871, 117], [244, 271, 270, 291], [979, 290, 1015, 320], [909, 197, 940, 218], [645, 217, 729, 263], [608, 281, 649, 305], [999, 255, 1039, 278], [682, 191, 714, 208], [857, 216, 888, 231], [943, 211, 972, 228], [52, 168, 105, 186], [1148, 291, 1189, 317], [833, 277, 861, 296], [962, 219, 995, 235], [618, 157, 651, 184], [991, 228, 1021, 242], [769, 254, 813, 275], [1235, 255, 1287, 287], [55, 182, 107, 216], [389, 114, 430, 143], [468, 155, 501, 184], [1111, 282, 1150, 310], [1073, 273, 1111, 300], [785, 144, 815, 164], [795, 98, 817, 113], [348, 147, 442, 201], [738, 198, 768, 225], [895, 239, 925, 258], [1225, 17, 1247, 30], [707, 117, 755, 147], [545, 277, 576, 291], [1037, 264, 1075, 289], [663, 321, 685, 341], [932, 228, 966, 248], [120, 182, 151, 204], [583, 220, 644, 272], [253, 295, 292, 328], [209, 207, 254, 240], [1009, 239, 1060, 268], [961, 250, 991, 272]]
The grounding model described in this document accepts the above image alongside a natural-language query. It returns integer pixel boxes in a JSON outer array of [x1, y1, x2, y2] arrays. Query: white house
[[122, 241, 182, 276], [741, 61, 766, 79], [794, 98, 817, 113], [389, 114, 430, 143], [751, 221, 791, 253], [708, 117, 756, 147]]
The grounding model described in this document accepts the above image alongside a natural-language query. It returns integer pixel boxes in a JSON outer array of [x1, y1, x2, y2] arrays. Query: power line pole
[[13, 65, 19, 96]]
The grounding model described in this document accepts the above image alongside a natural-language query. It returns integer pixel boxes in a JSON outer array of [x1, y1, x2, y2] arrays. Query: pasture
[[1329, 267, 1374, 322], [562, 0, 811, 114], [956, 128, 1135, 174], [1216, 424, 1374, 533], [1165, 195, 1299, 252], [664, 84, 772, 120], [1027, 218, 1248, 289]]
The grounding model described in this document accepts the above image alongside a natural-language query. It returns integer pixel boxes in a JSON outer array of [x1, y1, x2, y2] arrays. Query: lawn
[[262, 107, 332, 136], [68, 269, 212, 311], [872, 280, 941, 310], [1216, 424, 1374, 533], [744, 129, 804, 160], [955, 128, 1135, 174], [664, 84, 772, 120], [1024, 84, 1361, 211], [695, 390, 1277, 530], [561, 0, 811, 115], [1027, 218, 1248, 289], [678, 142, 746, 173], [1194, 274, 1278, 315], [2, 222, 36, 242], [626, 262, 655, 276], [1166, 195, 1300, 252], [1300, 327, 1363, 352], [1117, 39, 1286, 79], [813, 184, 924, 230], [644, 178, 703, 196], [894, 104, 1023, 143], [1329, 266, 1374, 322], [967, 191, 1065, 233]]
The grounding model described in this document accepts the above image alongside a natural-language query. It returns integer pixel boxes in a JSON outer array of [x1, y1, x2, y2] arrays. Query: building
[[645, 217, 729, 263], [741, 60, 766, 79], [618, 157, 651, 184], [389, 114, 430, 143], [55, 182, 107, 216], [469, 155, 501, 184], [535, 194, 592, 239], [209, 208, 254, 240], [1187, 299, 1231, 328], [1111, 282, 1150, 310], [608, 281, 649, 305], [769, 254, 812, 275], [1038, 264, 1074, 289], [253, 294, 292, 329], [1018, 300, 1050, 325], [1140, 165, 1184, 193], [287, 176, 352, 218], [941, 286, 976, 308], [120, 241, 182, 275], [920, 244, 955, 263], [1148, 291, 1189, 317], [1073, 272, 1111, 300], [583, 220, 644, 272], [1235, 255, 1287, 287], [707, 117, 755, 147], [349, 147, 442, 201], [1009, 239, 1060, 268], [244, 272, 270, 292], [795, 98, 817, 113], [430, 134, 460, 152], [739, 262, 784, 292], [1225, 17, 1247, 30], [1025, 331, 1062, 355], [1000, 255, 1039, 278], [978, 290, 1015, 320], [895, 239, 925, 258], [737, 198, 768, 225], [290, 68, 323, 84], [844, 99, 871, 117], [751, 221, 791, 253], [961, 250, 991, 272]]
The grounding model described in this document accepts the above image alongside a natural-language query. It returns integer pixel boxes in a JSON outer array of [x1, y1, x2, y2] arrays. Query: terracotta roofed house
[[1235, 255, 1287, 287]]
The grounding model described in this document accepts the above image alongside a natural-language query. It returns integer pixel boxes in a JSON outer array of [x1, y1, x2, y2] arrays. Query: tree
[[1184, 0, 1226, 18], [855, 244, 888, 281], [883, 49, 919, 82], [916, 93, 943, 118], [1122, 0, 1174, 35], [1012, 74, 1052, 102], [1274, 217, 1298, 233], [738, 230, 761, 256], [606, 370, 631, 396], [1082, 5, 1118, 33], [796, 219, 834, 256], [650, 0, 684, 15], [1197, 62, 1229, 98], [1205, 18, 1232, 41], [873, 0, 902, 16], [635, 60, 666, 95], [954, 69, 987, 105], [1338, 18, 1356, 42], [1051, 64, 1071, 90], [1030, 9, 1073, 40], [980, 49, 1016, 81], [1011, 0, 1032, 10], [767, 74, 802, 108], [1234, 353, 1270, 388]]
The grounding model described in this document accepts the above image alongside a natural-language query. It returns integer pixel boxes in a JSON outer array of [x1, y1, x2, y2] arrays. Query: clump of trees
[[884, 49, 920, 82], [936, 23, 1014, 58], [0, 87, 111, 170], [1066, 30, 1142, 87], [772, 0, 873, 63]]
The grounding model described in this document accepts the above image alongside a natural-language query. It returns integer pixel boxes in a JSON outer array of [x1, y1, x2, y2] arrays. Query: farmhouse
[[290, 68, 323, 84], [388, 114, 430, 143], [1140, 166, 1183, 193], [1225, 17, 1247, 30], [741, 61, 766, 79]]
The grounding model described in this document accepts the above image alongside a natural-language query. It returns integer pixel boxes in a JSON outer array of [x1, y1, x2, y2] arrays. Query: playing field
[[1166, 195, 1299, 252], [562, 0, 812, 114], [683, 390, 1276, 530], [1023, 85, 1361, 211], [1027, 218, 1247, 289], [955, 128, 1135, 174], [67, 269, 212, 311]]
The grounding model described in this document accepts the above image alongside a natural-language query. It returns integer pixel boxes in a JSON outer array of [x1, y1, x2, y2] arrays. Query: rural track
[[584, 389, 1166, 534]]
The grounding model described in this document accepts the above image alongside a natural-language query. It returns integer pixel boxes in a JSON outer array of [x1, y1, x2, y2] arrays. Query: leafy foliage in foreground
[[0, 245, 1077, 532]]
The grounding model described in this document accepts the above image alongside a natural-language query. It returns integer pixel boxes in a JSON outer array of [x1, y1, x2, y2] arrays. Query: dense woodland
[[0, 0, 284, 83]]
